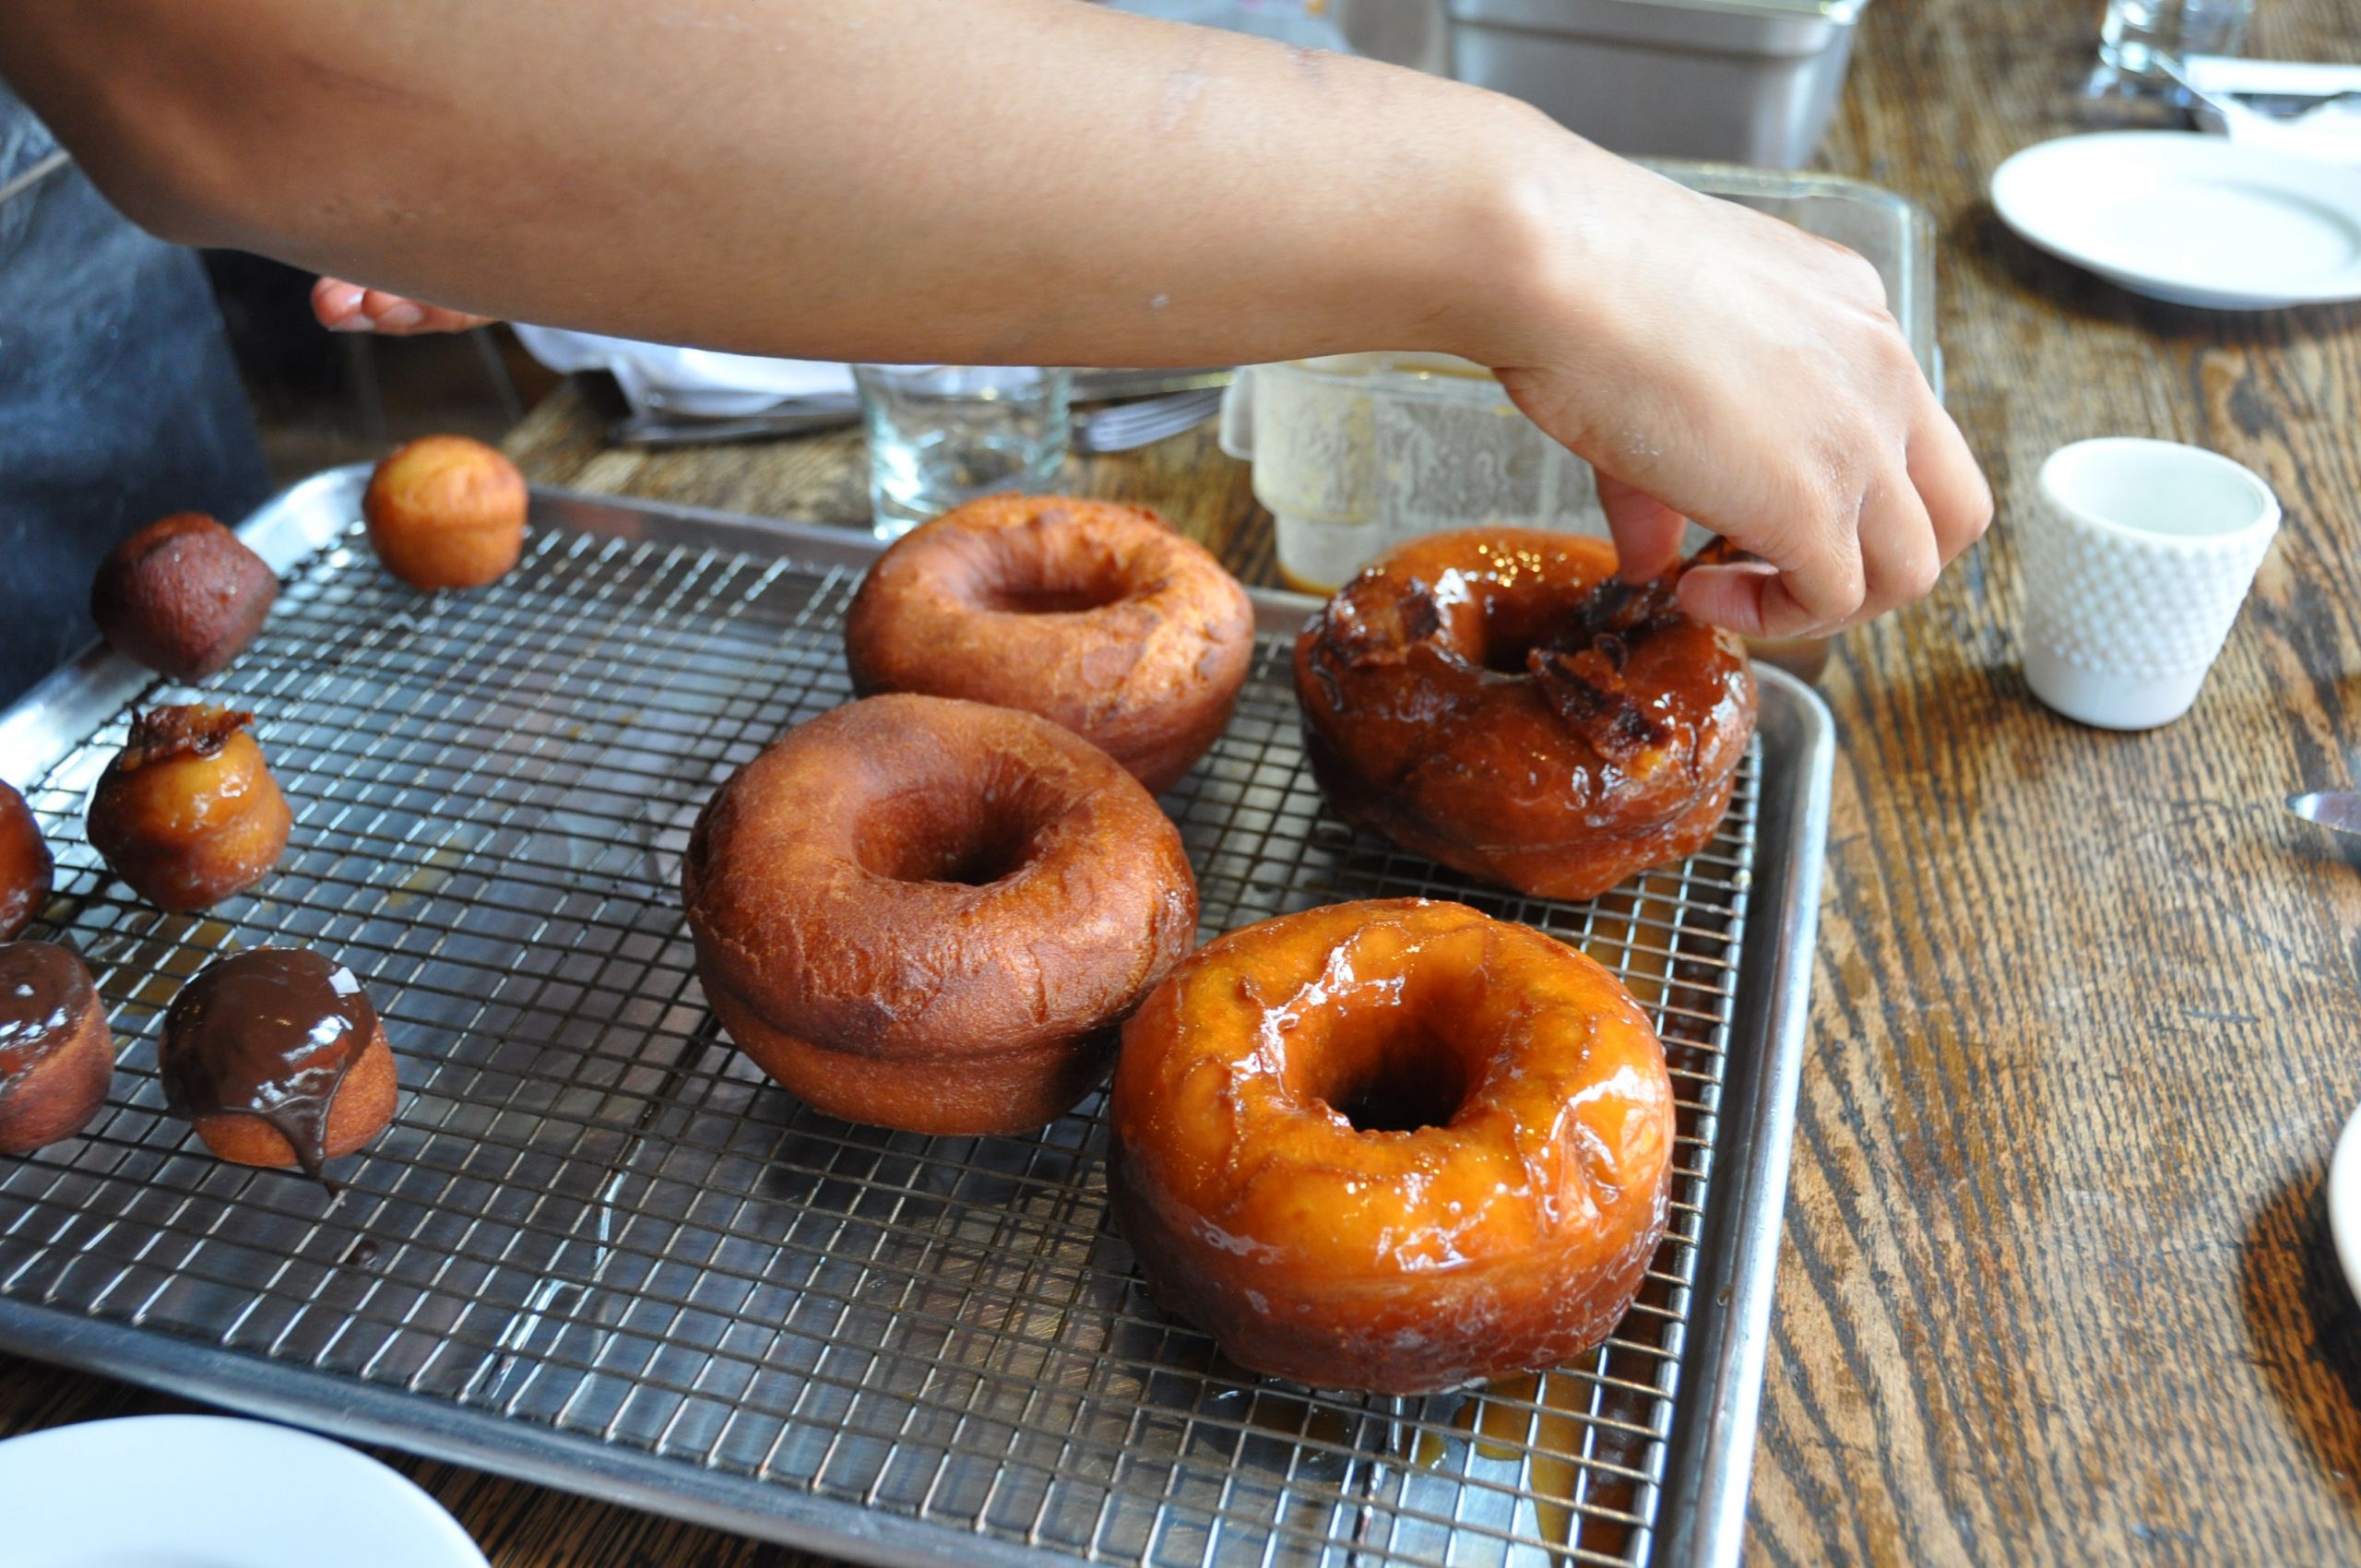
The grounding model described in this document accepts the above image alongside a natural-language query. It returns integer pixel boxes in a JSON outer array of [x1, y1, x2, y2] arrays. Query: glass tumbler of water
[[854, 364, 1073, 539], [2096, 0, 2256, 93]]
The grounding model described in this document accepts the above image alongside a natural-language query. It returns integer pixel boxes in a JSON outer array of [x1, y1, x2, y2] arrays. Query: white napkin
[[2183, 55, 2361, 164], [509, 326, 854, 418]]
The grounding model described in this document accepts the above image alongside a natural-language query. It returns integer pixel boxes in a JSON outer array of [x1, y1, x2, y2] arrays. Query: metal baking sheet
[[0, 465, 1833, 1568]]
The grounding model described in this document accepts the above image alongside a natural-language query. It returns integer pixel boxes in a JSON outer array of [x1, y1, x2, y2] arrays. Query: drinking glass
[[854, 364, 1072, 539], [2094, 0, 2256, 95]]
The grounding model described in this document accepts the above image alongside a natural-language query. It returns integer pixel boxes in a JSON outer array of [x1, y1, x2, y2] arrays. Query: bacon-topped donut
[[1295, 530, 1756, 902]]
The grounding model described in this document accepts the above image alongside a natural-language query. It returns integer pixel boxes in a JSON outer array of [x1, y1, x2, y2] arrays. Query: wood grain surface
[[9, 2, 2361, 1564]]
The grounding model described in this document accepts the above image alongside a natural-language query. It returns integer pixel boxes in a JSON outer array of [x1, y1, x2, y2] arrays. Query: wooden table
[[10, 1, 2361, 1562]]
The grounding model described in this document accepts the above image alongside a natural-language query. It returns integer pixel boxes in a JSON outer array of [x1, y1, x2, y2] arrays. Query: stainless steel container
[[1450, 0, 1870, 168], [1338, 0, 1453, 73]]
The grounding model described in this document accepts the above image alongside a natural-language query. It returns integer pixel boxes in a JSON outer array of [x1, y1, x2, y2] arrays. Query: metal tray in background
[[1455, 6, 1873, 173], [0, 467, 1833, 1568]]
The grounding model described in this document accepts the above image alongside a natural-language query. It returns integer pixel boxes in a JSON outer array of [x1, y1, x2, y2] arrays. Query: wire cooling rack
[[0, 468, 1830, 1568]]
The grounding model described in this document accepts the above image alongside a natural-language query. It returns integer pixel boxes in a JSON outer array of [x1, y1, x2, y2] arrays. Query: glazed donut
[[1109, 898, 1674, 1394], [0, 941, 113, 1155], [87, 705, 292, 913], [845, 495, 1254, 792], [1296, 530, 1756, 902], [0, 781, 53, 941], [682, 694, 1198, 1134], [161, 947, 397, 1184]]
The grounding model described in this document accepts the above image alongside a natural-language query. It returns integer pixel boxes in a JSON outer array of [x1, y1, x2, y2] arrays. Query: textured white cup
[[2020, 438, 2280, 730]]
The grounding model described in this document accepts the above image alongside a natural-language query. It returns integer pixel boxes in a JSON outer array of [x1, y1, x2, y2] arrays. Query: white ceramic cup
[[2020, 438, 2280, 730], [2332, 1099, 2361, 1307]]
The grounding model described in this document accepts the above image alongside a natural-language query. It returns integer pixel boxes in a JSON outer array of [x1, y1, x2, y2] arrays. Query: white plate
[[2332, 1100, 2361, 1306], [0, 1415, 490, 1568], [1991, 132, 2361, 308]]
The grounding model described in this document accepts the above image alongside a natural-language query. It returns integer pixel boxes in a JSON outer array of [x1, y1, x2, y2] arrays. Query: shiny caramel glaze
[[0, 941, 112, 1155], [160, 947, 396, 1184], [0, 781, 53, 940], [683, 694, 1198, 1134], [86, 705, 292, 912], [845, 495, 1255, 793], [363, 434, 528, 590], [89, 512, 279, 680], [1109, 898, 1674, 1394], [1295, 529, 1757, 902]]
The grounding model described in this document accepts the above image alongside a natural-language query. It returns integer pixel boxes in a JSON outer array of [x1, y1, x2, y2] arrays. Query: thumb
[[1596, 474, 1689, 583]]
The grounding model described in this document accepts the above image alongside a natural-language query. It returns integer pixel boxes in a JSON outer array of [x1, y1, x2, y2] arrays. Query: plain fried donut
[[1109, 897, 1675, 1394], [682, 694, 1199, 1134], [1296, 529, 1757, 902], [845, 495, 1255, 792]]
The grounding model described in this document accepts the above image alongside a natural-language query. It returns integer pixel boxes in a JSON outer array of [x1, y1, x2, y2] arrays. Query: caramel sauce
[[160, 948, 375, 1185]]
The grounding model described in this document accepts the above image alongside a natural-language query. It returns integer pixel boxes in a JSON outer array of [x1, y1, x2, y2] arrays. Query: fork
[[1071, 386, 1227, 455], [611, 385, 1226, 452]]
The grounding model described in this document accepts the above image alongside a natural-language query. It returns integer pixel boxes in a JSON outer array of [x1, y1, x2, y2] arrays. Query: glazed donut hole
[[1275, 965, 1489, 1135], [1287, 1017, 1473, 1134], [1447, 571, 1643, 678], [1465, 593, 1570, 676]]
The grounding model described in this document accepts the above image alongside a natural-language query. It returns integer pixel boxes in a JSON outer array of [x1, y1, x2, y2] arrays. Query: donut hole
[[1470, 593, 1566, 677], [964, 519, 1149, 616], [1478, 635, 1541, 677], [853, 790, 1040, 887], [979, 552, 1138, 616], [987, 579, 1133, 615], [1290, 1020, 1471, 1134]]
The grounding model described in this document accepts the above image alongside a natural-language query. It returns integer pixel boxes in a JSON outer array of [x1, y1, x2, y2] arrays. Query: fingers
[[1596, 474, 1689, 581], [312, 277, 496, 335], [1907, 398, 1994, 565], [1685, 390, 1987, 640], [311, 277, 368, 329], [1749, 495, 1869, 637], [1677, 560, 1780, 636], [1850, 472, 1940, 630]]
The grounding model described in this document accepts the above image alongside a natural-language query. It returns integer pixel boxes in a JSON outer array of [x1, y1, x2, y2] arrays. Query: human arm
[[0, 0, 1986, 633]]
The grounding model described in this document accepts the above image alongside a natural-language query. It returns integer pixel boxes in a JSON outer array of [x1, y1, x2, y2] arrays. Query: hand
[[312, 278, 496, 336], [1486, 149, 1990, 637]]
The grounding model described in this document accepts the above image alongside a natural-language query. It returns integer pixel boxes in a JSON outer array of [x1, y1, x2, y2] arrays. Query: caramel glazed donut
[[682, 694, 1198, 1135], [1109, 898, 1676, 1395], [1296, 529, 1757, 903], [846, 495, 1255, 793]]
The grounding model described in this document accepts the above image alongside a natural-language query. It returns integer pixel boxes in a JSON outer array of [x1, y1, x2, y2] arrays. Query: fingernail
[[374, 303, 424, 330], [326, 314, 374, 333]]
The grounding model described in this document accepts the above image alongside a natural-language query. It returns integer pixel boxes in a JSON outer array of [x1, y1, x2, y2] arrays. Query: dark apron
[[0, 82, 271, 706]]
